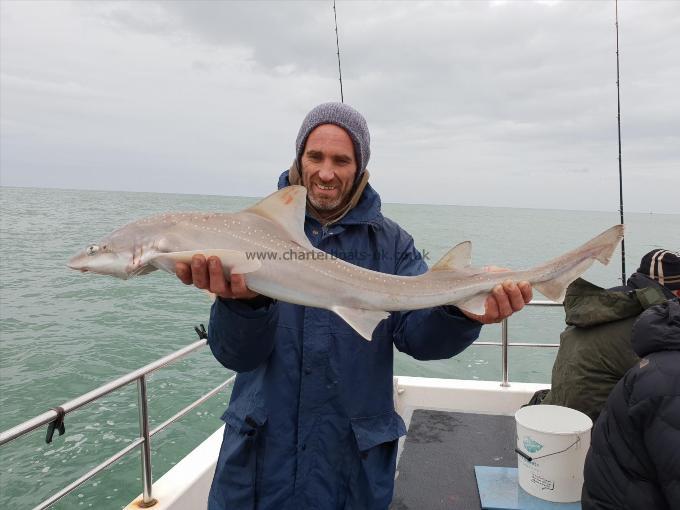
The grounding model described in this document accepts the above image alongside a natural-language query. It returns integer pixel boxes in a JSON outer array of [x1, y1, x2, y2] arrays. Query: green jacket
[[540, 274, 671, 422]]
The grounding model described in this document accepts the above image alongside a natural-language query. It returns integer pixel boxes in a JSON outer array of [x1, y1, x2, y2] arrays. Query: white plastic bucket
[[514, 405, 592, 503]]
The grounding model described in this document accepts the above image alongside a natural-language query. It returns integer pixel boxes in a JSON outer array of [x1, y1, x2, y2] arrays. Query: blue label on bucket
[[523, 436, 544, 454]]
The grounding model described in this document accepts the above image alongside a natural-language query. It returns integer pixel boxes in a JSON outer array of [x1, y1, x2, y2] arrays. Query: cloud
[[1, 73, 102, 97], [1, 0, 678, 213]]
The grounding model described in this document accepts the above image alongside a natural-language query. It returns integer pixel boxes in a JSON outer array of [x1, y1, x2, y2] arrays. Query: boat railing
[[0, 299, 562, 509], [475, 299, 562, 386], [0, 338, 235, 510]]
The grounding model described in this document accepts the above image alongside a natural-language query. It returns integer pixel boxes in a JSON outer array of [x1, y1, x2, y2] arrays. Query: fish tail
[[533, 225, 624, 302], [587, 224, 624, 265]]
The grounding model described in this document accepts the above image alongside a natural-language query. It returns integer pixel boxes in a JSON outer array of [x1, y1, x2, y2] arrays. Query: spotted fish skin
[[68, 186, 624, 340]]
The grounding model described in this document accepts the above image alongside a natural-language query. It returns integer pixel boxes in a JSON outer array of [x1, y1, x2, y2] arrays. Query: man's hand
[[175, 254, 259, 300], [460, 266, 533, 324]]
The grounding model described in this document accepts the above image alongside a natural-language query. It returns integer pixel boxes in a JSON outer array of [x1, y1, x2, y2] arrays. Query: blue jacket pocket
[[350, 411, 406, 452], [222, 407, 267, 434], [348, 411, 406, 509], [208, 413, 268, 510]]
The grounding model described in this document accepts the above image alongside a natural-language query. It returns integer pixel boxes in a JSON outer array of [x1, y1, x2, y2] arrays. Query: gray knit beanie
[[295, 102, 371, 178]]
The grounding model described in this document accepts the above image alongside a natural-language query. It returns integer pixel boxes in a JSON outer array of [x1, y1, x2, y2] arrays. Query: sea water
[[1, 186, 677, 509]]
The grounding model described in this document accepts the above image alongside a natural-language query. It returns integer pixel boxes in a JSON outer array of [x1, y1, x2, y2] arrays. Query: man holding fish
[[69, 101, 621, 508], [176, 103, 532, 510]]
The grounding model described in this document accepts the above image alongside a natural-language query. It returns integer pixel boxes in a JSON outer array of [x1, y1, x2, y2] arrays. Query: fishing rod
[[333, 0, 344, 102], [615, 0, 626, 284]]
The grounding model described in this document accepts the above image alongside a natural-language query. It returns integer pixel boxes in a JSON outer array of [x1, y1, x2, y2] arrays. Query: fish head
[[68, 234, 136, 279]]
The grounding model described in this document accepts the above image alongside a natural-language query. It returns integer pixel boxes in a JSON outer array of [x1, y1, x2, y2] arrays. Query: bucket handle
[[515, 436, 581, 462]]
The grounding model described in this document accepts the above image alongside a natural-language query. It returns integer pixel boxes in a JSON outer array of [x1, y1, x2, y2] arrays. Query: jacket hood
[[564, 276, 670, 328], [631, 298, 680, 357], [626, 272, 678, 297], [277, 169, 383, 227]]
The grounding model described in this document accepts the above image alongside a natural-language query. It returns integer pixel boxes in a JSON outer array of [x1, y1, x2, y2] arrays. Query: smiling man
[[288, 103, 374, 227], [176, 102, 532, 510], [300, 124, 356, 214]]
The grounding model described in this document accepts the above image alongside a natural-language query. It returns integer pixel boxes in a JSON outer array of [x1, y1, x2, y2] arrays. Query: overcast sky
[[1, 1, 678, 213]]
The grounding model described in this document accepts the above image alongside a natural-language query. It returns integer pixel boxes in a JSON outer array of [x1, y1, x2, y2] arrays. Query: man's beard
[[302, 174, 351, 214], [308, 191, 346, 212]]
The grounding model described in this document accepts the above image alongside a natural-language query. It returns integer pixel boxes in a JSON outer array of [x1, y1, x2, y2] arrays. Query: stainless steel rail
[[1, 300, 561, 509], [37, 438, 145, 510], [0, 338, 236, 510], [137, 375, 155, 507], [474, 299, 563, 386], [0, 339, 210, 446]]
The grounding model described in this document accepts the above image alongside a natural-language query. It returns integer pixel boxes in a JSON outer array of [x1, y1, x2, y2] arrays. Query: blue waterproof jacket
[[207, 172, 482, 510]]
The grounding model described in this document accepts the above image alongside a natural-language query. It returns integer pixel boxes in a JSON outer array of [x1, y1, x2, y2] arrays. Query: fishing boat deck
[[391, 409, 516, 510], [2, 354, 553, 510]]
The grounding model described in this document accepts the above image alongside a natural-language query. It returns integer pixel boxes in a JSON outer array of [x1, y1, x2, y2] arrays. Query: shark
[[68, 186, 624, 340]]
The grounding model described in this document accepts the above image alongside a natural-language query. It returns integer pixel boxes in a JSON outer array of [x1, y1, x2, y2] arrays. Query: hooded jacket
[[582, 299, 680, 510], [206, 171, 482, 510], [540, 274, 672, 421]]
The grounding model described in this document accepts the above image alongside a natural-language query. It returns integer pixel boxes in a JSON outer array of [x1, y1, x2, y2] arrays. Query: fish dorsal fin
[[245, 186, 313, 249], [431, 241, 472, 271]]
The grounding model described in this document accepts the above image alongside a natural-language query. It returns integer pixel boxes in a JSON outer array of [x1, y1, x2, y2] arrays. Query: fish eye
[[86, 245, 100, 256]]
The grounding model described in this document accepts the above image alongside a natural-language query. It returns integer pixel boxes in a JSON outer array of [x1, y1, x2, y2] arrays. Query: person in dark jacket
[[582, 298, 680, 510], [175, 102, 532, 510], [540, 250, 680, 422]]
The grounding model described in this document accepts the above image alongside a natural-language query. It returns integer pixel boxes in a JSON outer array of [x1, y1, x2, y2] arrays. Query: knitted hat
[[295, 102, 371, 179], [637, 249, 680, 290]]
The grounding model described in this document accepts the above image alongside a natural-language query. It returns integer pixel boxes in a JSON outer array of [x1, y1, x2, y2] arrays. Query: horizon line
[[1, 184, 677, 216]]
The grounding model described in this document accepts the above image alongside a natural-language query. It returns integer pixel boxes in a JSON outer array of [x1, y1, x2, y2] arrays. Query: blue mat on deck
[[474, 466, 581, 510]]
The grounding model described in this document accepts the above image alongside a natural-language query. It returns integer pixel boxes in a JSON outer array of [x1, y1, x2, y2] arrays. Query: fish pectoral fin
[[533, 258, 594, 302], [129, 264, 159, 277], [454, 293, 488, 316], [149, 250, 262, 277], [331, 306, 390, 341], [431, 241, 472, 271]]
